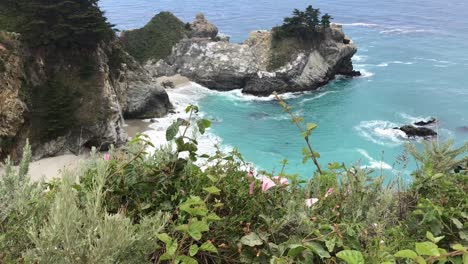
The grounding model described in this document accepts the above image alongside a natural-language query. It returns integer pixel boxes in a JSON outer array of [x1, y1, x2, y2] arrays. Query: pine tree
[[1, 0, 114, 48], [321, 14, 333, 27]]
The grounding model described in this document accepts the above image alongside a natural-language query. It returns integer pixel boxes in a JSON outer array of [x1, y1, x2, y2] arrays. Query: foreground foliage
[[0, 103, 467, 263]]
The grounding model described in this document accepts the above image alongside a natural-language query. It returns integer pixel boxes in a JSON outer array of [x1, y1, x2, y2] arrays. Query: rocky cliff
[[0, 32, 171, 160], [147, 14, 360, 95]]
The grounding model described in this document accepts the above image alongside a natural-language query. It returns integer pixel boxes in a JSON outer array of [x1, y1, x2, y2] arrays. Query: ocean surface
[[101, 0, 468, 179]]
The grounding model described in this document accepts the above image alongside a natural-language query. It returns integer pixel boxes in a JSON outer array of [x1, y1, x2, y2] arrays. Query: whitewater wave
[[357, 149, 393, 170], [415, 57, 455, 64], [140, 83, 232, 159], [379, 28, 434, 35], [399, 113, 433, 125], [357, 69, 375, 78], [299, 91, 339, 105], [341, 22, 380, 28], [353, 55, 367, 62], [354, 120, 407, 147]]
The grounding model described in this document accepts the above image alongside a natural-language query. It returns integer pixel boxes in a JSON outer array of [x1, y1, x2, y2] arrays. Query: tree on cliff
[[0, 0, 114, 48], [321, 14, 333, 27], [273, 5, 334, 41]]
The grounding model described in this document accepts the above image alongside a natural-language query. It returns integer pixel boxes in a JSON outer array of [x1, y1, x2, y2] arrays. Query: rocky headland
[[145, 13, 360, 96], [0, 31, 171, 160]]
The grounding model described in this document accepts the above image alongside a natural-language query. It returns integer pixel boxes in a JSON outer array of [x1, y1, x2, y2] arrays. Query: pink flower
[[325, 187, 334, 198], [261, 176, 277, 192], [305, 198, 319, 207], [247, 170, 254, 178], [272, 176, 289, 186], [249, 181, 255, 195], [103, 153, 110, 161]]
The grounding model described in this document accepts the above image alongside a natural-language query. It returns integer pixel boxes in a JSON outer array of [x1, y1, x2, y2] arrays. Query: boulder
[[414, 117, 437, 126], [398, 125, 437, 138]]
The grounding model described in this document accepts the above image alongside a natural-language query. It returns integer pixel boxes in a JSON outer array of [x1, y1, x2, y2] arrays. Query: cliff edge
[[146, 14, 360, 95]]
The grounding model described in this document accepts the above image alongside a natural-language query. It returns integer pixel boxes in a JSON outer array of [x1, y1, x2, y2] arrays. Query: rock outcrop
[[0, 33, 171, 161], [190, 13, 218, 39], [147, 14, 360, 95], [398, 125, 437, 138]]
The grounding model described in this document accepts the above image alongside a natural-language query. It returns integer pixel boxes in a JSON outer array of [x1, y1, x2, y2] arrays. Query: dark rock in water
[[455, 126, 468, 133], [345, 70, 362, 77], [249, 112, 270, 119], [399, 125, 437, 138], [414, 117, 436, 126]]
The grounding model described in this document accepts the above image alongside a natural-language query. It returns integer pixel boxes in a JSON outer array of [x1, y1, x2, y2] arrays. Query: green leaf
[[313, 151, 321, 158], [207, 174, 217, 182], [179, 196, 208, 216], [415, 242, 440, 256], [327, 162, 342, 170], [200, 241, 218, 253], [175, 224, 189, 232], [176, 255, 198, 264], [166, 121, 180, 141], [188, 220, 209, 241], [336, 250, 365, 264], [203, 186, 221, 195], [415, 256, 427, 264], [240, 232, 263, 247], [395, 249, 418, 260], [189, 244, 199, 256], [451, 244, 466, 252], [156, 233, 172, 244], [166, 238, 178, 256], [426, 231, 445, 243], [160, 252, 172, 261], [206, 213, 221, 221], [287, 244, 306, 257], [325, 237, 336, 252], [306, 123, 318, 132], [185, 105, 199, 113], [197, 119, 211, 134], [452, 218, 463, 229], [305, 242, 331, 259]]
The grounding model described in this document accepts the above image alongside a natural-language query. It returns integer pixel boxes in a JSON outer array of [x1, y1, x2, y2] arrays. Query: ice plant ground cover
[[0, 103, 467, 263]]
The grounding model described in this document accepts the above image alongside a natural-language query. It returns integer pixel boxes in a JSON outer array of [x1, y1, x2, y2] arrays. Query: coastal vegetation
[[269, 5, 334, 70], [0, 0, 114, 48], [1, 101, 466, 263], [120, 12, 191, 63]]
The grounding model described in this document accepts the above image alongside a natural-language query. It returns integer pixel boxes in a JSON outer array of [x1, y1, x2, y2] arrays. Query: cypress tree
[[1, 0, 114, 48]]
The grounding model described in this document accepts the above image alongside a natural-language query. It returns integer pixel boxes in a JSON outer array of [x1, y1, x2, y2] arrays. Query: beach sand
[[0, 154, 87, 182]]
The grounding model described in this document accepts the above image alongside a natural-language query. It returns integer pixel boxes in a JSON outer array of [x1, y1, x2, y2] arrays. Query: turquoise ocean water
[[101, 0, 468, 178]]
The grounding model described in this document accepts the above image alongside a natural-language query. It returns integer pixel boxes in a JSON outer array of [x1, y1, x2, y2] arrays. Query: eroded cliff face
[[0, 33, 171, 160], [147, 15, 359, 95]]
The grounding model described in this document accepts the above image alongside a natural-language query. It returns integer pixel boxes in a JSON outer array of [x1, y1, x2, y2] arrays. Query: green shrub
[[1, 100, 467, 263], [120, 12, 191, 63]]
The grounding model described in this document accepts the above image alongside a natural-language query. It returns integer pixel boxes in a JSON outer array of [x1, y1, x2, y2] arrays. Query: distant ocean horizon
[[101, 0, 468, 179]]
